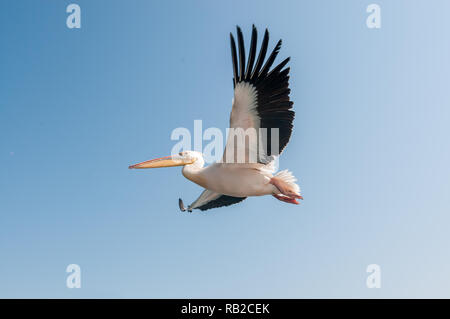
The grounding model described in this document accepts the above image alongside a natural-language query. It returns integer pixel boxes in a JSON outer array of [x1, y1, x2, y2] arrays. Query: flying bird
[[129, 25, 302, 212]]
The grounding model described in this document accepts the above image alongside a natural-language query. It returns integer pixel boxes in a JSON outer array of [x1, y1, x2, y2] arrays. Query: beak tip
[[128, 165, 135, 169]]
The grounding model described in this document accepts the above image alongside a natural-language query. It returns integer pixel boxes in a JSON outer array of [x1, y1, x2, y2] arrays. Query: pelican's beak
[[128, 155, 194, 169]]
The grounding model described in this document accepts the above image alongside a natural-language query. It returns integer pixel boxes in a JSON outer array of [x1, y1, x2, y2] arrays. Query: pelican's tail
[[274, 170, 301, 195]]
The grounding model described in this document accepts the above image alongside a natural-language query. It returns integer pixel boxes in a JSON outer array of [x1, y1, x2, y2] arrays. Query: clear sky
[[1, 0, 450, 298]]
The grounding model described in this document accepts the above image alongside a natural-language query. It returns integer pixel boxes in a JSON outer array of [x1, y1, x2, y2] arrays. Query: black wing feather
[[245, 25, 257, 80], [259, 39, 282, 78], [236, 26, 246, 82], [197, 195, 247, 211], [251, 29, 269, 80], [267, 57, 290, 78], [230, 34, 238, 87]]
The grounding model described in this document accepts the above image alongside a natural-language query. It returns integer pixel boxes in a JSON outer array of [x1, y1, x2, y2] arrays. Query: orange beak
[[129, 155, 194, 169]]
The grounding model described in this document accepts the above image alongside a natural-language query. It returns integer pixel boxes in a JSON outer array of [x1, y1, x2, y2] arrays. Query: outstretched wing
[[179, 189, 246, 212], [223, 25, 294, 164]]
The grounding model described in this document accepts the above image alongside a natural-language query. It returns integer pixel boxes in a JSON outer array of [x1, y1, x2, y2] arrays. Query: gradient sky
[[1, 0, 450, 298]]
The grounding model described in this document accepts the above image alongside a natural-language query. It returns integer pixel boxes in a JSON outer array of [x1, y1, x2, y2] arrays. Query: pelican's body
[[183, 161, 275, 197], [130, 26, 302, 212]]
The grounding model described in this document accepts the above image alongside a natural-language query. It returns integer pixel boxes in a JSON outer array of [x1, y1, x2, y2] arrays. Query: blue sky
[[1, 0, 450, 298]]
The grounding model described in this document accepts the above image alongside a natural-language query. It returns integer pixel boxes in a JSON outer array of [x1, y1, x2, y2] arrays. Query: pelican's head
[[128, 150, 204, 169]]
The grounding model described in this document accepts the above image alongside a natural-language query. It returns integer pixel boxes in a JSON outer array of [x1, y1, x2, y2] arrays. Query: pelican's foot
[[273, 194, 300, 205], [179, 198, 186, 212], [178, 198, 193, 213]]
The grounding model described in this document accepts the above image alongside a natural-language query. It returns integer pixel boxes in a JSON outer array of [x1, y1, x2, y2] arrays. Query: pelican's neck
[[182, 162, 206, 187]]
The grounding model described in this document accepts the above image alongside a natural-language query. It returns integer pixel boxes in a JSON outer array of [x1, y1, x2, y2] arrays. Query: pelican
[[129, 25, 302, 212]]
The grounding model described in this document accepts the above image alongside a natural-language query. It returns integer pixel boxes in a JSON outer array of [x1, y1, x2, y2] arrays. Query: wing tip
[[178, 198, 186, 212]]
